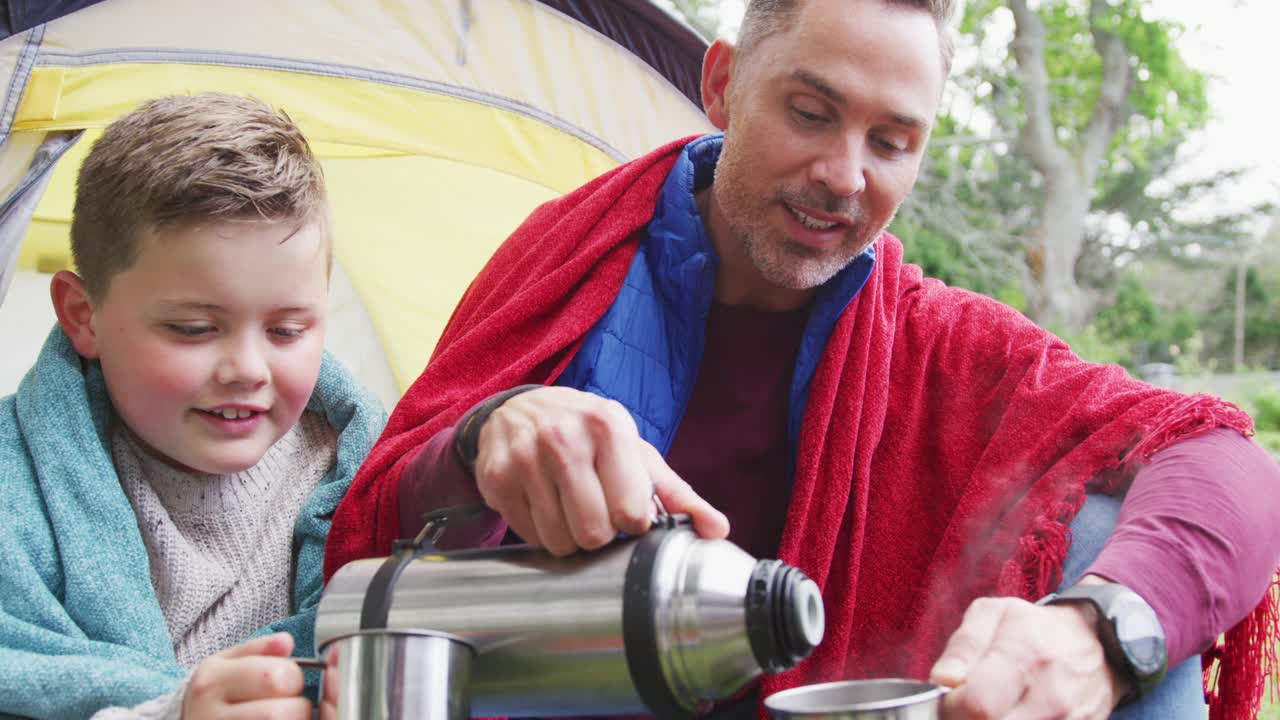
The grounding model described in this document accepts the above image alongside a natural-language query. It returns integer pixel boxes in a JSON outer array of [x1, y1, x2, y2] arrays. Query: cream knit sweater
[[91, 411, 337, 719]]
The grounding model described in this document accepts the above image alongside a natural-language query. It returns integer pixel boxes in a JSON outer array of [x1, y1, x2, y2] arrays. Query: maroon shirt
[[662, 302, 808, 560], [398, 304, 1280, 667]]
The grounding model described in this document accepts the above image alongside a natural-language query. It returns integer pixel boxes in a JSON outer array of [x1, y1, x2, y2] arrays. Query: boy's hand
[[184, 632, 312, 720], [475, 386, 729, 556]]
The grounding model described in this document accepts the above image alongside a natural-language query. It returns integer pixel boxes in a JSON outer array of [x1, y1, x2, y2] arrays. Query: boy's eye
[[270, 327, 305, 339], [165, 324, 213, 337]]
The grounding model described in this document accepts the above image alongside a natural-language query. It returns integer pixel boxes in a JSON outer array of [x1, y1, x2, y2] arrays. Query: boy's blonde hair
[[70, 93, 327, 302]]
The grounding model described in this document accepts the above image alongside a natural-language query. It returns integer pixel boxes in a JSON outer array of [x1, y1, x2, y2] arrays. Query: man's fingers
[[527, 482, 574, 556], [929, 597, 1009, 686], [587, 402, 654, 537], [941, 647, 1027, 720], [521, 428, 575, 555], [646, 443, 729, 539], [538, 415, 614, 550], [474, 387, 722, 552], [500, 488, 541, 548], [223, 696, 313, 720], [475, 420, 542, 545]]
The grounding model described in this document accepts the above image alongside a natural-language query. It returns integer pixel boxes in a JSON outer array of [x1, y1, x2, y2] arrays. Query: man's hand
[[184, 633, 311, 719], [474, 386, 730, 556], [930, 584, 1129, 719]]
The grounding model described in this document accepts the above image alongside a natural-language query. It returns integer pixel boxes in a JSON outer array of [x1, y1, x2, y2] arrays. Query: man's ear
[[50, 270, 100, 358], [701, 38, 736, 131]]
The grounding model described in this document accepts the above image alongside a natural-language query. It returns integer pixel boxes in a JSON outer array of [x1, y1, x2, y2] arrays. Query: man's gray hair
[[736, 0, 957, 76]]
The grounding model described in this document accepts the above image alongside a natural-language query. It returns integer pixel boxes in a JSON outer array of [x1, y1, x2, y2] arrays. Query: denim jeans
[[1063, 493, 1208, 719]]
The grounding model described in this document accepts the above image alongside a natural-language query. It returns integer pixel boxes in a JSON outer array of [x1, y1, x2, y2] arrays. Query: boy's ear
[[50, 270, 100, 359], [701, 38, 736, 131]]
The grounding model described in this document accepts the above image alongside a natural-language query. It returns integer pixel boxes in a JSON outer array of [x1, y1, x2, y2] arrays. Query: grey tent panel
[[0, 0, 106, 39]]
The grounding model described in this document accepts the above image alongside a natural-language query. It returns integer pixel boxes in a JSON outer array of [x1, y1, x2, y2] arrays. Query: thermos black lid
[[622, 519, 826, 718], [745, 559, 826, 673]]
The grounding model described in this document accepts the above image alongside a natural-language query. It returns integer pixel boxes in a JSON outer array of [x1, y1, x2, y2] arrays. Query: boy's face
[[87, 218, 329, 474]]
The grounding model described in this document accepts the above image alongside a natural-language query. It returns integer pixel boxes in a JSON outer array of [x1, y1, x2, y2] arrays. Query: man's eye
[[165, 324, 212, 337], [874, 137, 907, 155], [792, 106, 829, 124]]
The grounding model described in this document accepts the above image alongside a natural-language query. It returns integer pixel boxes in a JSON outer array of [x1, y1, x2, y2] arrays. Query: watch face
[[1111, 591, 1167, 677]]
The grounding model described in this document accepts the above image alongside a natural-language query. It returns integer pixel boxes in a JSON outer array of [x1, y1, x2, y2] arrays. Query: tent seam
[[32, 47, 630, 163], [0, 24, 45, 146]]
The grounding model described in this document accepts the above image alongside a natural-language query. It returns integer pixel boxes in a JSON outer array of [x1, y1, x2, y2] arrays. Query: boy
[[0, 93, 385, 718]]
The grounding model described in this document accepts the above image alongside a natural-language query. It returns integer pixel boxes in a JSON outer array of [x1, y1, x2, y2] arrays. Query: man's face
[[87, 218, 329, 474], [704, 0, 944, 306]]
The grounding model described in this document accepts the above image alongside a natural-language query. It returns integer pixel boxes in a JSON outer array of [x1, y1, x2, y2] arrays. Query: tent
[[0, 0, 712, 409]]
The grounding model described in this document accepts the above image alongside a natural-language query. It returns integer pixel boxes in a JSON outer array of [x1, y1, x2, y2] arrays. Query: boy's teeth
[[789, 207, 838, 230], [217, 408, 253, 419]]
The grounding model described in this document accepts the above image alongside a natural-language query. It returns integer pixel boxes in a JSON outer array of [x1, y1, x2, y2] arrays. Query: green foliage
[[660, 0, 723, 40], [970, 0, 1210, 149], [1053, 324, 1129, 367], [1071, 272, 1197, 369], [1254, 389, 1280, 433], [1094, 273, 1159, 342], [1202, 265, 1280, 370], [945, 0, 1255, 329], [1257, 432, 1280, 462], [1108, 4, 1207, 129], [891, 213, 1024, 310]]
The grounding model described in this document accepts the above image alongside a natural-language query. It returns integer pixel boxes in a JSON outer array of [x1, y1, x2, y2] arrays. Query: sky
[[1148, 0, 1280, 227], [669, 0, 1279, 234]]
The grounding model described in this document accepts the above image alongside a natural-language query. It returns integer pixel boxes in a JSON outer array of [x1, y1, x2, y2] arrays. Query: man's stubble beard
[[714, 156, 892, 292]]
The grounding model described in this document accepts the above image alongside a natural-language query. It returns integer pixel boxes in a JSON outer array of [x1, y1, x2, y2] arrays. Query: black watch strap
[[453, 384, 544, 477], [1037, 583, 1167, 707]]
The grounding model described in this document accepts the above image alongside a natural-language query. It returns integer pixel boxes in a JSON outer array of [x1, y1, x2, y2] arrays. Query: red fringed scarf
[[325, 137, 1276, 719]]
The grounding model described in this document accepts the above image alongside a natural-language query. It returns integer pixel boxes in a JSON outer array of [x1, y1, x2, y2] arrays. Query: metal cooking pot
[[765, 679, 949, 719]]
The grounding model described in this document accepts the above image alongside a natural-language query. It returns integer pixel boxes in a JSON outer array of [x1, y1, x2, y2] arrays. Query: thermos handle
[[358, 503, 489, 630]]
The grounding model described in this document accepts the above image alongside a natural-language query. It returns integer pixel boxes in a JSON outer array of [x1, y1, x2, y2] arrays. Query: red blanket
[[326, 137, 1275, 719]]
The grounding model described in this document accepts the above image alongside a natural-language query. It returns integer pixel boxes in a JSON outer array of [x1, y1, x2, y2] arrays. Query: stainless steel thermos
[[314, 514, 825, 718]]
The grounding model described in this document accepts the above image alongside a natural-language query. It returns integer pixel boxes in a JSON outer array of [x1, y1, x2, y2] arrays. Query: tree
[[657, 0, 724, 41], [952, 0, 1214, 331]]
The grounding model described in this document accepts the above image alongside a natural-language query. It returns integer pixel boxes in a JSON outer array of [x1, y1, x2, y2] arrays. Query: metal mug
[[765, 679, 949, 720], [318, 629, 476, 720]]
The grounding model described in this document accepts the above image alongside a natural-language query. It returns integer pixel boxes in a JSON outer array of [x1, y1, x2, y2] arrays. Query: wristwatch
[[1037, 582, 1168, 706]]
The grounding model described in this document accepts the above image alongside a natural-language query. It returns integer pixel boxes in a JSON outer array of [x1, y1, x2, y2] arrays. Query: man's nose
[[214, 334, 269, 388], [810, 136, 867, 198]]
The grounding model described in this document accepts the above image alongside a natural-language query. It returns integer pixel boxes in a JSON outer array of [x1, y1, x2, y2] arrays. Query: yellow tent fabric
[[14, 64, 619, 390], [0, 0, 712, 403]]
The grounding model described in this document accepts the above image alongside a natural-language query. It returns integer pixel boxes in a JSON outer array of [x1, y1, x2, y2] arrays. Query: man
[[327, 1, 1280, 718]]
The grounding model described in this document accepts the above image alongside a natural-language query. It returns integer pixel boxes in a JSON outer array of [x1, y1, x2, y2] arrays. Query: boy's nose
[[214, 340, 270, 388]]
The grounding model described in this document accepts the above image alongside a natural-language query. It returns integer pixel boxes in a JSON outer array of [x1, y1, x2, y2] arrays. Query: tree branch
[[931, 133, 1017, 147], [1006, 0, 1070, 176], [1082, 0, 1136, 183]]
